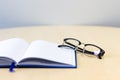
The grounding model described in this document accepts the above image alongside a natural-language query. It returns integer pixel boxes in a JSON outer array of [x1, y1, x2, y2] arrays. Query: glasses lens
[[65, 39, 80, 46], [84, 45, 100, 52]]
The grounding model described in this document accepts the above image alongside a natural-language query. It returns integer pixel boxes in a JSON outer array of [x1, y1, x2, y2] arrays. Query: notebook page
[[0, 38, 29, 63], [22, 40, 76, 66]]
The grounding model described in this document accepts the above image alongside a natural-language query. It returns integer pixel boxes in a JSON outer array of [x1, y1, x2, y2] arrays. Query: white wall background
[[0, 0, 120, 28]]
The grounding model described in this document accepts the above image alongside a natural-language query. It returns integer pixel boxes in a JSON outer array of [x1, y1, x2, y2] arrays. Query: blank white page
[[22, 40, 75, 66], [0, 38, 29, 63]]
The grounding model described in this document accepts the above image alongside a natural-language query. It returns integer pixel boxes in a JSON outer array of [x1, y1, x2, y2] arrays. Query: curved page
[[0, 38, 29, 63], [21, 40, 75, 66]]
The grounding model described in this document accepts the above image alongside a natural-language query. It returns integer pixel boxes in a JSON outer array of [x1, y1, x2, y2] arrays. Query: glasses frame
[[58, 38, 105, 59]]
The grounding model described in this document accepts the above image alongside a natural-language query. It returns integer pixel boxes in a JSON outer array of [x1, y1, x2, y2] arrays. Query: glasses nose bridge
[[79, 42, 85, 53], [79, 42, 85, 48]]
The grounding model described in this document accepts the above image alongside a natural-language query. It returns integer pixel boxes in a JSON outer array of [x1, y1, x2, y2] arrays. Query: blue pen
[[9, 62, 15, 72]]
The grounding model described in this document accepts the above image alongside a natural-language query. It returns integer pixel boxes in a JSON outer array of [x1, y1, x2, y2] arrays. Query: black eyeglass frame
[[58, 38, 105, 59]]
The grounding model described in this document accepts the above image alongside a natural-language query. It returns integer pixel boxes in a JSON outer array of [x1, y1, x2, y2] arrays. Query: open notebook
[[0, 38, 77, 68]]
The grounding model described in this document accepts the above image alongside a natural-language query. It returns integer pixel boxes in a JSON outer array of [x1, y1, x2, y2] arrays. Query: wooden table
[[0, 25, 120, 80]]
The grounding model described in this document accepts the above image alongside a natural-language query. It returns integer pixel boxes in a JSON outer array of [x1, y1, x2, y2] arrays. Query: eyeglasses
[[58, 38, 105, 59]]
